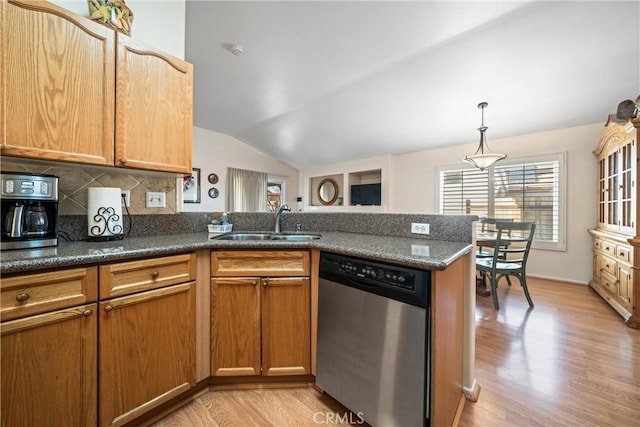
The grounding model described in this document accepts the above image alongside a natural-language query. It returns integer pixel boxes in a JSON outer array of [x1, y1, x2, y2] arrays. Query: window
[[438, 153, 566, 250]]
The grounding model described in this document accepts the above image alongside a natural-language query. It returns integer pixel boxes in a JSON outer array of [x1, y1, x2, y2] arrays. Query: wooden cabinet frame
[[591, 120, 640, 328]]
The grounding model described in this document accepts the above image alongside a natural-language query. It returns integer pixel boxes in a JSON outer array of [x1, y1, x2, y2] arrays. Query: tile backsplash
[[1, 160, 178, 215]]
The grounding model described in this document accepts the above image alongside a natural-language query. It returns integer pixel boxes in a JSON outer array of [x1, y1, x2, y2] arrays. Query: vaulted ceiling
[[185, 1, 639, 169]]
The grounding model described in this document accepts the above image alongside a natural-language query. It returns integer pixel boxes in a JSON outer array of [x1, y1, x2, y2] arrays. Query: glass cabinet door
[[607, 150, 619, 229], [598, 157, 606, 226], [619, 140, 636, 234], [601, 138, 636, 234]]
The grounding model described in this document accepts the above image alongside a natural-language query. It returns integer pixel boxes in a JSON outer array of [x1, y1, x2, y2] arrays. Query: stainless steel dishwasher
[[316, 251, 431, 427]]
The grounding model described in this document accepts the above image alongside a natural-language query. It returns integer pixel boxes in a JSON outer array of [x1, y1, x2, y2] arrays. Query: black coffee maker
[[1, 172, 59, 250]]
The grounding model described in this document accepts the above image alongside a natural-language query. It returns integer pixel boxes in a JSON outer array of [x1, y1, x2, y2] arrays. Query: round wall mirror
[[317, 178, 339, 205]]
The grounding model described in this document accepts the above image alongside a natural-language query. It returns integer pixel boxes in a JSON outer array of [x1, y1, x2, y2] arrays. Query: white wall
[[300, 155, 392, 212], [183, 127, 299, 213], [302, 123, 601, 284], [51, 0, 186, 59]]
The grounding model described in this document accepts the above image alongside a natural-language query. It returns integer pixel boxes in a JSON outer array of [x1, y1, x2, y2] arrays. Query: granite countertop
[[0, 231, 473, 275]]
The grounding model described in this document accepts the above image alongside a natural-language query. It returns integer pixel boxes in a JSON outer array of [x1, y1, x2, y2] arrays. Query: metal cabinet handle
[[83, 309, 93, 317], [104, 305, 113, 312], [253, 280, 258, 286], [262, 277, 270, 287], [151, 271, 160, 279], [15, 292, 29, 302], [120, 158, 128, 164]]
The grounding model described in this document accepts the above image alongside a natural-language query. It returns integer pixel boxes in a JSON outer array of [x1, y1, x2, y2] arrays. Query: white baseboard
[[527, 273, 588, 286]]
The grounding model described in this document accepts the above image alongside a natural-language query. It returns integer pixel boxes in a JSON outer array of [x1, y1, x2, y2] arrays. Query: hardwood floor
[[152, 277, 640, 426], [460, 276, 640, 427]]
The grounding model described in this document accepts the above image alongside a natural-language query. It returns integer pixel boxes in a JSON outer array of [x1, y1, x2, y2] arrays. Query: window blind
[[494, 161, 559, 243], [438, 154, 564, 249]]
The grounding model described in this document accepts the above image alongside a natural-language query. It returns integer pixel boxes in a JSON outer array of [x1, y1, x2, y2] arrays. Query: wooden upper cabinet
[[1, 0, 115, 165], [115, 34, 193, 174], [1, 1, 193, 174]]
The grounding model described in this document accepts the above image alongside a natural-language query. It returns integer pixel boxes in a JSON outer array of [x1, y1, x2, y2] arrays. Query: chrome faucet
[[274, 204, 291, 233]]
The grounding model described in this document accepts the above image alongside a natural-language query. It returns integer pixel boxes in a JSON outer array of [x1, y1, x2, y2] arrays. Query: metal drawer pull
[[151, 271, 160, 279], [619, 252, 625, 257], [83, 309, 93, 317], [15, 292, 29, 302], [262, 278, 270, 287], [253, 280, 258, 286], [104, 305, 113, 312]]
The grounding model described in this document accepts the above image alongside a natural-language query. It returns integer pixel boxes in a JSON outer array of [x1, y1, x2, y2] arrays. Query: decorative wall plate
[[207, 173, 219, 184], [208, 187, 219, 198]]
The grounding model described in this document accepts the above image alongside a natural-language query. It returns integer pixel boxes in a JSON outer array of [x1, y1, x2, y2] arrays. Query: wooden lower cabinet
[[211, 276, 311, 377], [1, 267, 99, 427], [261, 277, 311, 376], [211, 277, 261, 376], [1, 303, 98, 427], [211, 250, 311, 377], [99, 282, 196, 427]]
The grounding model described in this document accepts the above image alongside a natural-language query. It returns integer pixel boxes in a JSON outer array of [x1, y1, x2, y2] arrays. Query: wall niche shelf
[[309, 174, 344, 206], [348, 169, 382, 206]]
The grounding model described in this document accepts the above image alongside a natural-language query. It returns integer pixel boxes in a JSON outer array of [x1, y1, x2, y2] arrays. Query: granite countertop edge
[[1, 231, 473, 275]]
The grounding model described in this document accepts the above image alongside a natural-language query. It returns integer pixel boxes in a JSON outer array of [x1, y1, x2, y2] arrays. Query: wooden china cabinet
[[589, 119, 640, 328]]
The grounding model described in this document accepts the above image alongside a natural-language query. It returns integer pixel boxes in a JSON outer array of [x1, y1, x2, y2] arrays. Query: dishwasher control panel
[[338, 259, 417, 291], [319, 252, 430, 307]]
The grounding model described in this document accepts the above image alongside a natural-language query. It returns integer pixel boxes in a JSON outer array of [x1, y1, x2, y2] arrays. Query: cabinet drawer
[[599, 255, 617, 277], [1, 267, 98, 321], [600, 240, 616, 257], [593, 238, 602, 250], [600, 271, 618, 294], [211, 251, 310, 277], [100, 253, 196, 298], [616, 245, 632, 263]]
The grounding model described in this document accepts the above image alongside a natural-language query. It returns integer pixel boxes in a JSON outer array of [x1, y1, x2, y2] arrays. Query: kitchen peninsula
[[1, 212, 477, 427]]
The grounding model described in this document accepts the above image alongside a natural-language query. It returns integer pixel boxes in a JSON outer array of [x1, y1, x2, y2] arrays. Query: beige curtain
[[226, 167, 268, 212]]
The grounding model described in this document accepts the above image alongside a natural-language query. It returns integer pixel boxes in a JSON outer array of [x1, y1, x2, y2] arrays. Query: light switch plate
[[146, 191, 166, 208]]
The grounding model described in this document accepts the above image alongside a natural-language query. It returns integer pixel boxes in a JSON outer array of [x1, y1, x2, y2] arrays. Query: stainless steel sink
[[269, 234, 321, 241], [212, 232, 321, 242]]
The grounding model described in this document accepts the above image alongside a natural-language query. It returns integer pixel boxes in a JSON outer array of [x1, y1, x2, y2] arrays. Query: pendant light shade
[[464, 102, 506, 170]]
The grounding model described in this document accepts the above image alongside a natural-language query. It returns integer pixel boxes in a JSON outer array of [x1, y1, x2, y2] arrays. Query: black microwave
[[350, 183, 381, 206]]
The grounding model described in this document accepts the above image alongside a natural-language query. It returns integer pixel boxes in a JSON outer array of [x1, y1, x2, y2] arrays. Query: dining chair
[[476, 221, 536, 310], [476, 218, 513, 259]]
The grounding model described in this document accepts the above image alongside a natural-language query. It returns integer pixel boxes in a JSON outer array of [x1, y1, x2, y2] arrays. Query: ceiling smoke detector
[[229, 44, 244, 56]]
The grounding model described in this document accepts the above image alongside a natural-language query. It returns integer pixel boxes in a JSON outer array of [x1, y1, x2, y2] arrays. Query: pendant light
[[463, 102, 506, 170]]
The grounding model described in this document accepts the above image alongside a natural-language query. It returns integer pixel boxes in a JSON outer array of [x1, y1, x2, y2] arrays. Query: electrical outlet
[[121, 190, 131, 207], [411, 223, 430, 235], [146, 191, 166, 208]]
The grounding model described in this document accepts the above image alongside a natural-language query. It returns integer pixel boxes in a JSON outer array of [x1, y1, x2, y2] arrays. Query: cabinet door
[[617, 264, 633, 311], [2, 0, 115, 165], [99, 283, 195, 427], [1, 303, 98, 427], [115, 34, 193, 173], [618, 140, 635, 235], [211, 277, 261, 376], [261, 277, 310, 376]]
